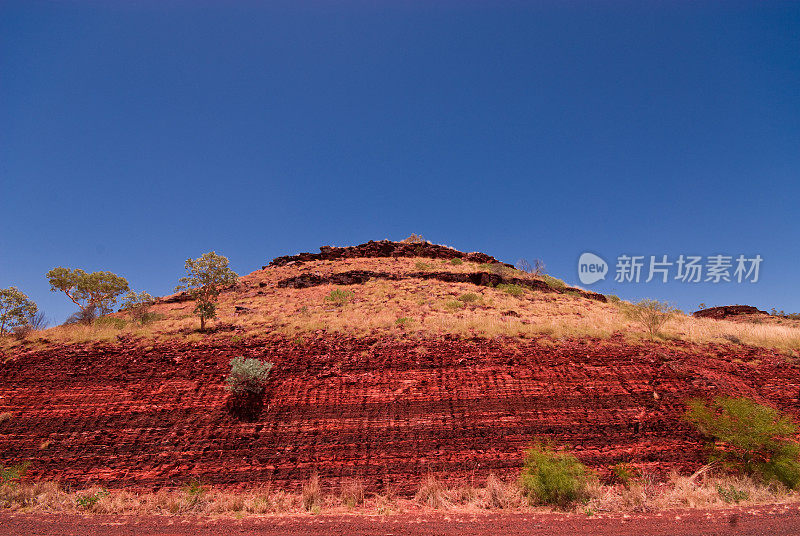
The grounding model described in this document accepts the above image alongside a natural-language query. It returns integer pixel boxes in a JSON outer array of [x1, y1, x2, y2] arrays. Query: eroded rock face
[[277, 269, 607, 302], [266, 240, 508, 268], [693, 305, 769, 319], [2, 335, 796, 493]]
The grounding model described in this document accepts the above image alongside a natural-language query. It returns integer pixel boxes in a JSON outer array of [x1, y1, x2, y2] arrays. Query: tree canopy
[[175, 251, 238, 330], [46, 267, 129, 317], [0, 287, 38, 335]]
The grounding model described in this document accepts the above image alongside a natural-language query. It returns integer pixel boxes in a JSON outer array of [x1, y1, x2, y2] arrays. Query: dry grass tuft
[[415, 475, 446, 509], [485, 473, 522, 509], [302, 473, 322, 513], [339, 478, 366, 508]]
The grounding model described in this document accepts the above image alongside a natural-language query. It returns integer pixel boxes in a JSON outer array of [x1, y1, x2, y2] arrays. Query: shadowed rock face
[[276, 270, 608, 302], [2, 335, 797, 493], [693, 305, 769, 319], [266, 240, 509, 268]]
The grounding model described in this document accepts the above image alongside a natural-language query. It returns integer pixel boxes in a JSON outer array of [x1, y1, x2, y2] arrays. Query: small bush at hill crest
[[542, 275, 567, 290]]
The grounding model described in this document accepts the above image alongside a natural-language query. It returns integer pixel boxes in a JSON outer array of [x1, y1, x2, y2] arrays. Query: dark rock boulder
[[692, 305, 769, 319], [266, 240, 509, 268]]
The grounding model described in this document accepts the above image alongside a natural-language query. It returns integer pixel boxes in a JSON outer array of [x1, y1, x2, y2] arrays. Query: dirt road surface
[[3, 505, 800, 536]]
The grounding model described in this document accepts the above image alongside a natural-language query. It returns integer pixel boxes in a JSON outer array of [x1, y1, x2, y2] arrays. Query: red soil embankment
[[1, 336, 798, 492]]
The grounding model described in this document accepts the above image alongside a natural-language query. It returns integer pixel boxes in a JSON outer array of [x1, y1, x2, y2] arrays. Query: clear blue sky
[[2, 1, 799, 324]]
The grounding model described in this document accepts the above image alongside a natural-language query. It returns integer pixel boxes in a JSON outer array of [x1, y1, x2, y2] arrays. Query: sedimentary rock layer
[[2, 335, 797, 492]]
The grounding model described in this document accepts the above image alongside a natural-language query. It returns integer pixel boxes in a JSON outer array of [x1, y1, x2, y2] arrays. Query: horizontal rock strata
[[2, 336, 796, 492]]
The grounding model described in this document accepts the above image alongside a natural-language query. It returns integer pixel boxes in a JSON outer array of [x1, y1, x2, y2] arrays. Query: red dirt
[[3, 505, 800, 536], [2, 335, 799, 492]]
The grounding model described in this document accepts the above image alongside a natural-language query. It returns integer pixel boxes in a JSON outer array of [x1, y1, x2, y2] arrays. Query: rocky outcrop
[[692, 305, 769, 320], [266, 240, 510, 268], [277, 269, 607, 302]]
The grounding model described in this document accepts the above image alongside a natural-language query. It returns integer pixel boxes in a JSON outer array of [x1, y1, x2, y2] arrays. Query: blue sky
[[2, 1, 799, 324]]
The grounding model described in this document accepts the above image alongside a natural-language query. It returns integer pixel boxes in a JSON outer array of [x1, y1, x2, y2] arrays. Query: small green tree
[[0, 287, 38, 335], [623, 298, 677, 339], [686, 396, 800, 489], [120, 290, 156, 325], [175, 252, 238, 331], [46, 268, 129, 320]]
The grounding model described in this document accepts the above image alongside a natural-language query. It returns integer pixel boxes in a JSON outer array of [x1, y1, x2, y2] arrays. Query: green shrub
[[622, 299, 677, 339], [605, 294, 621, 303], [184, 479, 206, 506], [491, 264, 516, 278], [444, 300, 465, 311], [497, 284, 524, 297], [121, 290, 156, 325], [519, 443, 592, 508], [542, 275, 567, 290], [0, 463, 28, 486], [415, 261, 433, 271], [94, 316, 127, 329], [76, 488, 108, 510], [395, 317, 413, 327], [457, 292, 481, 304], [686, 396, 800, 489], [450, 258, 464, 266], [611, 462, 641, 487], [225, 357, 273, 396], [324, 288, 354, 306], [717, 484, 749, 504]]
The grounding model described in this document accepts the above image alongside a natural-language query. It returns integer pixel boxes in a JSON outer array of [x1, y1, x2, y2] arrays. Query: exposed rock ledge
[[266, 240, 510, 268]]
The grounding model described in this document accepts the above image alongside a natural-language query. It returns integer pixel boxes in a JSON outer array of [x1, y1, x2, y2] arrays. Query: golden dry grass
[[2, 471, 797, 517], [4, 256, 798, 355], [587, 471, 797, 513]]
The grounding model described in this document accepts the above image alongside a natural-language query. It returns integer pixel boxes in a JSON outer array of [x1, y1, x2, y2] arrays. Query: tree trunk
[[200, 315, 205, 331]]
